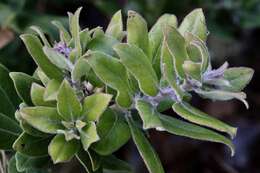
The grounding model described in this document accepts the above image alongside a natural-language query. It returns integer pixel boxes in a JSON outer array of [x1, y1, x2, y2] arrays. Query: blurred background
[[0, 0, 260, 172]]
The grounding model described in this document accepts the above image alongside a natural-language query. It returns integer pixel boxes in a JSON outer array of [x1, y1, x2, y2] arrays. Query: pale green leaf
[[82, 93, 112, 121], [126, 116, 165, 173], [20, 34, 63, 80], [127, 10, 150, 59], [57, 80, 82, 121], [48, 134, 80, 163], [163, 25, 189, 79], [178, 8, 208, 41], [106, 10, 124, 41], [30, 26, 51, 47], [87, 51, 132, 108], [44, 79, 60, 101], [20, 106, 64, 134], [31, 83, 56, 106], [114, 43, 159, 96], [72, 57, 91, 82], [79, 122, 100, 151], [172, 102, 237, 138]]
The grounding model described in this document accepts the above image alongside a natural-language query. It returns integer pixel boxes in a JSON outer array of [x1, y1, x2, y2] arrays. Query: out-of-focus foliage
[[0, 0, 71, 73], [91, 0, 260, 38]]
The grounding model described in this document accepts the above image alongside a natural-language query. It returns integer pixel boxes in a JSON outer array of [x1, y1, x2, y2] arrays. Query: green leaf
[[106, 10, 124, 41], [70, 7, 82, 59], [182, 60, 201, 81], [13, 132, 51, 157], [8, 156, 20, 173], [79, 122, 100, 151], [76, 148, 102, 173], [80, 28, 91, 52], [52, 20, 71, 44], [87, 51, 132, 108], [87, 29, 119, 56], [195, 89, 249, 109], [163, 25, 188, 79], [43, 46, 73, 71], [0, 86, 15, 118], [35, 68, 49, 86], [0, 113, 21, 150], [160, 39, 186, 101], [103, 155, 133, 173], [0, 63, 20, 107], [10, 72, 39, 105], [178, 8, 208, 41], [135, 100, 235, 156], [30, 26, 51, 47], [223, 67, 254, 92], [44, 79, 60, 101], [15, 153, 49, 172], [127, 10, 150, 59], [72, 57, 91, 82], [82, 93, 112, 121], [149, 14, 177, 59], [20, 34, 63, 80], [184, 32, 209, 73], [92, 109, 130, 155], [48, 134, 80, 163], [114, 43, 159, 96], [30, 83, 56, 106], [126, 116, 165, 173], [172, 102, 237, 138], [57, 80, 82, 121], [19, 119, 50, 138], [20, 106, 64, 134]]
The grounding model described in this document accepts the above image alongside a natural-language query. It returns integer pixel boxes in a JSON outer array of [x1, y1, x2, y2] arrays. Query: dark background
[[0, 0, 260, 172]]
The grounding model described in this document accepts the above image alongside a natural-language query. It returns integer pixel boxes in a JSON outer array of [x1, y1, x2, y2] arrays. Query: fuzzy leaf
[[172, 102, 237, 138], [70, 7, 82, 59], [106, 10, 124, 41], [79, 122, 100, 151], [13, 132, 51, 157], [43, 46, 73, 71], [92, 109, 130, 155], [88, 28, 119, 56], [20, 34, 63, 80], [160, 39, 186, 101], [52, 20, 71, 44], [223, 67, 254, 92], [10, 72, 39, 105], [80, 28, 91, 52], [182, 60, 201, 81], [48, 134, 80, 163], [82, 93, 112, 121], [163, 26, 188, 79], [57, 80, 82, 121], [87, 51, 132, 108], [127, 10, 150, 59], [20, 106, 64, 134], [30, 26, 51, 47], [195, 89, 249, 109], [126, 116, 165, 173], [31, 83, 56, 106], [135, 100, 235, 156], [178, 8, 208, 41], [72, 57, 91, 82], [44, 79, 60, 101], [149, 14, 177, 58], [114, 43, 159, 96]]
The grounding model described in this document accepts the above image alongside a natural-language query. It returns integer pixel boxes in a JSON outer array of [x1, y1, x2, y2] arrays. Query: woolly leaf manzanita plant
[[0, 7, 254, 173]]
